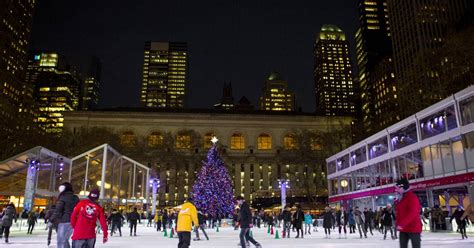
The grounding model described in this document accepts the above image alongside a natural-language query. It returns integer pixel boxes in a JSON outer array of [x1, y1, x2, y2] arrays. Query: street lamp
[[278, 179, 290, 210], [149, 178, 161, 215]]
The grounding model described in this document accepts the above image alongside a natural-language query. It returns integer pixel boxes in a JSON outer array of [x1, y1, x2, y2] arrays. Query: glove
[[103, 235, 108, 244]]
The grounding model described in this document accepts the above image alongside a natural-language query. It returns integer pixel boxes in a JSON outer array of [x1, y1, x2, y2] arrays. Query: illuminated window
[[310, 138, 323, 151], [203, 132, 214, 149], [258, 134, 272, 150], [121, 131, 136, 147], [283, 134, 297, 150], [231, 133, 245, 150], [176, 134, 191, 149], [147, 132, 164, 148]]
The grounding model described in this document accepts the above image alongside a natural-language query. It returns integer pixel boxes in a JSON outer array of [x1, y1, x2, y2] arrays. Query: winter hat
[[88, 188, 100, 201], [59, 182, 73, 193], [395, 178, 410, 190]]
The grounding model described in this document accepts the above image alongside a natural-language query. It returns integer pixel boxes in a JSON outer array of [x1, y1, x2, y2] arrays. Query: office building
[[141, 41, 187, 108], [82, 57, 101, 110], [314, 25, 355, 116], [214, 82, 235, 110], [259, 72, 295, 112]]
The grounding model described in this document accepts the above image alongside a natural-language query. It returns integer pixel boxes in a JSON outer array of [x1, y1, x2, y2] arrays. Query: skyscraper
[[27, 52, 81, 133], [214, 82, 235, 110], [387, 0, 471, 117], [259, 72, 296, 112], [356, 0, 398, 133], [0, 0, 36, 155], [82, 57, 101, 110], [314, 25, 355, 116], [141, 41, 187, 108]]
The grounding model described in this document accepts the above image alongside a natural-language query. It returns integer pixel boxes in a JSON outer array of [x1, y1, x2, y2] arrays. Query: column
[[23, 162, 38, 212]]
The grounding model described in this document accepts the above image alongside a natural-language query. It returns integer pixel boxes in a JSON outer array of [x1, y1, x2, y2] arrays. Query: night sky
[[30, 0, 359, 112]]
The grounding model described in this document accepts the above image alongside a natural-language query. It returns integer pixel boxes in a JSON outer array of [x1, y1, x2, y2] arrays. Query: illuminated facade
[[141, 41, 187, 108], [27, 52, 81, 133], [82, 57, 101, 110], [259, 72, 295, 112], [356, 0, 398, 133], [327, 86, 474, 219], [314, 25, 355, 116], [387, 0, 470, 118], [0, 0, 36, 150]]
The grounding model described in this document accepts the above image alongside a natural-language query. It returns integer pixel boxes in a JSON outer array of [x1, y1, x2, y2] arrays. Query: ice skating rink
[[3, 225, 473, 248]]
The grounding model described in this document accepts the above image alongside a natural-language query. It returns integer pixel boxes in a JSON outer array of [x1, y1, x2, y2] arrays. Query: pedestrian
[[70, 189, 108, 248], [336, 206, 348, 239], [348, 209, 356, 233], [194, 209, 209, 241], [177, 197, 199, 248], [52, 182, 79, 248], [354, 206, 367, 238], [236, 196, 262, 248], [281, 205, 292, 238], [293, 203, 304, 238], [45, 205, 57, 246], [450, 205, 468, 239], [108, 209, 125, 237], [304, 211, 313, 235], [382, 204, 396, 240], [27, 210, 38, 234], [394, 178, 421, 248], [0, 203, 17, 243], [128, 207, 140, 236], [323, 207, 335, 238]]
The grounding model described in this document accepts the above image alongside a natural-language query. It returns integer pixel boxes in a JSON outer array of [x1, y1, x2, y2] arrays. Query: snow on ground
[[3, 225, 473, 248]]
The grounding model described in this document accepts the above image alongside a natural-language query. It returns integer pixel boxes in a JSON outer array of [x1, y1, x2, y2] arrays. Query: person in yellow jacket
[[177, 198, 199, 248]]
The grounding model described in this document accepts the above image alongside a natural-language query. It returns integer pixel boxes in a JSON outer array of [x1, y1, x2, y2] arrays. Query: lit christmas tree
[[192, 137, 235, 218]]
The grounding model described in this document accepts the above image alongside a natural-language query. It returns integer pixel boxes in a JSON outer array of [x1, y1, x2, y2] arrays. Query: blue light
[[34, 55, 41, 61]]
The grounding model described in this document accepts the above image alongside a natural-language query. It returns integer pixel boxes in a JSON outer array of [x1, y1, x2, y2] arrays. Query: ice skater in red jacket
[[70, 188, 108, 248], [395, 178, 421, 248]]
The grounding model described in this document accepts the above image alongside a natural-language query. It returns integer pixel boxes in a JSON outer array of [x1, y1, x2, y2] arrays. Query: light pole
[[149, 178, 161, 215], [278, 179, 290, 210]]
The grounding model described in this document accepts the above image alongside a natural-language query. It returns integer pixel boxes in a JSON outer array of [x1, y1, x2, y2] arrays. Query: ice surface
[[2, 225, 473, 247]]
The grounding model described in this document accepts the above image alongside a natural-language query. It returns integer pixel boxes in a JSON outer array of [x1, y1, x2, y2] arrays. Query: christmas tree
[[192, 137, 235, 218]]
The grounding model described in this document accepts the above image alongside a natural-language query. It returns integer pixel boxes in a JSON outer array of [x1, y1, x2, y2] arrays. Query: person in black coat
[[128, 207, 141, 236], [336, 206, 348, 238], [236, 196, 261, 248], [281, 205, 292, 238], [194, 210, 209, 241], [162, 209, 169, 232], [381, 204, 396, 240], [323, 207, 335, 238], [52, 182, 79, 248], [450, 206, 468, 239], [108, 209, 125, 237], [293, 203, 305, 239]]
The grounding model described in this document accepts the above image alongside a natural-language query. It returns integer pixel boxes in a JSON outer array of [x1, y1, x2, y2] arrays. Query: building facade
[[314, 25, 355, 116], [356, 0, 398, 133], [141, 41, 187, 108], [214, 82, 234, 110], [326, 86, 474, 229], [82, 57, 101, 110], [0, 0, 36, 154], [27, 52, 81, 133], [387, 0, 471, 118], [64, 110, 352, 207], [259, 72, 296, 112]]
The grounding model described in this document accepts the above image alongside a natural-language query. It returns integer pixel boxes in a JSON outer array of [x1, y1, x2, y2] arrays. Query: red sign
[[329, 172, 474, 203]]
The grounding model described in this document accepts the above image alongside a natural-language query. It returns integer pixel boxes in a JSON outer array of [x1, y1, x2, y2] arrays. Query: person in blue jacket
[[348, 209, 356, 234], [304, 212, 313, 235]]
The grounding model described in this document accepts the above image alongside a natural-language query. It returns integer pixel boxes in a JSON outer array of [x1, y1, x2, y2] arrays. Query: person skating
[[323, 207, 335, 238], [128, 207, 140, 236], [45, 205, 57, 246], [108, 209, 125, 237], [461, 203, 474, 228], [382, 204, 396, 240], [177, 197, 199, 248], [236, 196, 262, 248], [364, 208, 374, 236], [70, 189, 108, 248], [304, 211, 313, 235], [354, 206, 367, 238], [450, 206, 468, 239], [27, 210, 38, 234], [155, 210, 162, 231], [147, 211, 154, 227], [348, 209, 356, 234], [293, 203, 304, 238], [281, 205, 292, 238], [0, 203, 17, 243], [162, 209, 169, 232], [336, 206, 348, 238], [193, 209, 209, 241], [394, 178, 421, 248], [52, 182, 79, 248]]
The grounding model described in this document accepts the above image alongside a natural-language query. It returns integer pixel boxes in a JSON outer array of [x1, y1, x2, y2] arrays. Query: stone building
[[64, 109, 352, 207]]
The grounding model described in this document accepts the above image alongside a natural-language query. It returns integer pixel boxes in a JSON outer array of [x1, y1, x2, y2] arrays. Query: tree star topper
[[211, 136, 219, 144]]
